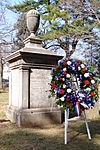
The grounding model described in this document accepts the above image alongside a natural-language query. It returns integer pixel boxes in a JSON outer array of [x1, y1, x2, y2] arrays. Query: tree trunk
[[65, 36, 70, 57], [65, 37, 78, 58], [72, 38, 78, 54], [0, 57, 3, 89]]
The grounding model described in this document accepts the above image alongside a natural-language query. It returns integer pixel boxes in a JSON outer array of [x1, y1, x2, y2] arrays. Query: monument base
[[85, 101, 99, 119], [6, 106, 64, 127]]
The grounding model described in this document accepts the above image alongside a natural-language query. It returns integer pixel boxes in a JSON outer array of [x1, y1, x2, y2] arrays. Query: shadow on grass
[[0, 121, 100, 150], [73, 118, 100, 137], [89, 119, 100, 135]]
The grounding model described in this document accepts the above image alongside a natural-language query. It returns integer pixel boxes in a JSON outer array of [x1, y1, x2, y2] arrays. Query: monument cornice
[[7, 48, 63, 64]]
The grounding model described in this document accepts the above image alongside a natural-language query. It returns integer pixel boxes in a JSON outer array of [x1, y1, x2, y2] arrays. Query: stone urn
[[26, 9, 40, 37]]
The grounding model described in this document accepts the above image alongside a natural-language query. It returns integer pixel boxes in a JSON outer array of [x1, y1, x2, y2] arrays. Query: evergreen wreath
[[50, 58, 98, 116]]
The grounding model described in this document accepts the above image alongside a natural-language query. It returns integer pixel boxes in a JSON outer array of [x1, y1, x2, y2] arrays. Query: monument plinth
[[6, 9, 63, 127]]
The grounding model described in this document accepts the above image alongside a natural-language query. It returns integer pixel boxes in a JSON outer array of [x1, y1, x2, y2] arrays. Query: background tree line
[[9, 0, 100, 64]]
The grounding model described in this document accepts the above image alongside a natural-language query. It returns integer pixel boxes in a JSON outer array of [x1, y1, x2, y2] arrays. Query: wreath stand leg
[[64, 109, 91, 144], [64, 109, 69, 144], [83, 110, 92, 140]]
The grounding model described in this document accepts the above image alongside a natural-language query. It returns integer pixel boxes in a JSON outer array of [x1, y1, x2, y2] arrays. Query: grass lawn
[[0, 91, 100, 150], [0, 91, 8, 119]]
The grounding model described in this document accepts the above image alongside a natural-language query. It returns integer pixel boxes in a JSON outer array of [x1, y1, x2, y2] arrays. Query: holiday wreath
[[50, 58, 98, 116]]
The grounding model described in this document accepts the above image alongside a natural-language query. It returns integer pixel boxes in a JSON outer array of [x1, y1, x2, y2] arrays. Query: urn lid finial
[[24, 9, 42, 47], [26, 9, 40, 38]]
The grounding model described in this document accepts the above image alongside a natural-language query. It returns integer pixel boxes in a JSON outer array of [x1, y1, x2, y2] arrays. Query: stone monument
[[6, 9, 63, 127]]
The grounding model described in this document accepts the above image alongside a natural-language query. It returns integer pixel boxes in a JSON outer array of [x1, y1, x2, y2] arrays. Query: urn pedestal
[[6, 42, 63, 127]]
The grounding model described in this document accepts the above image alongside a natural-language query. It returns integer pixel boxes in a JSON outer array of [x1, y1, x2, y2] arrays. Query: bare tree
[[0, 1, 13, 88]]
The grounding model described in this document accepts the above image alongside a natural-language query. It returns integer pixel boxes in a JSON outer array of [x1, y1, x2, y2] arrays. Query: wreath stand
[[64, 76, 92, 144], [64, 109, 91, 144]]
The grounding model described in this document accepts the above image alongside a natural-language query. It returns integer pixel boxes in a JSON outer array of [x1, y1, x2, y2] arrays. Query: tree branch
[[45, 44, 60, 49]]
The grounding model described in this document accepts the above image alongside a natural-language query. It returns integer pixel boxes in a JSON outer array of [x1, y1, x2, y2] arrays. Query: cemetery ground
[[0, 90, 100, 150]]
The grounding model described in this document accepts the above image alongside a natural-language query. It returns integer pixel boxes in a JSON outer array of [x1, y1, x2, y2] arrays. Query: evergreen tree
[[8, 0, 100, 59]]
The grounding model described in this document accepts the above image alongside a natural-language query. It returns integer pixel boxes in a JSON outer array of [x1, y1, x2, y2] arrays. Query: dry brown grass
[[0, 91, 100, 150], [0, 91, 8, 119]]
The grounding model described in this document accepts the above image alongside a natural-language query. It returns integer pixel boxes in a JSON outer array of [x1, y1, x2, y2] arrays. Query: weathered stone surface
[[6, 106, 64, 127], [20, 108, 63, 127], [11, 69, 19, 107], [6, 35, 63, 127], [85, 101, 99, 119], [30, 69, 55, 108]]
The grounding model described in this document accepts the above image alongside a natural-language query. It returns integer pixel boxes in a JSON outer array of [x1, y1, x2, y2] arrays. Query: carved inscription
[[30, 69, 53, 108]]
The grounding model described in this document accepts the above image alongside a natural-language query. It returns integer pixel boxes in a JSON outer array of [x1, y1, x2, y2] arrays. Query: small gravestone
[[6, 9, 63, 127]]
